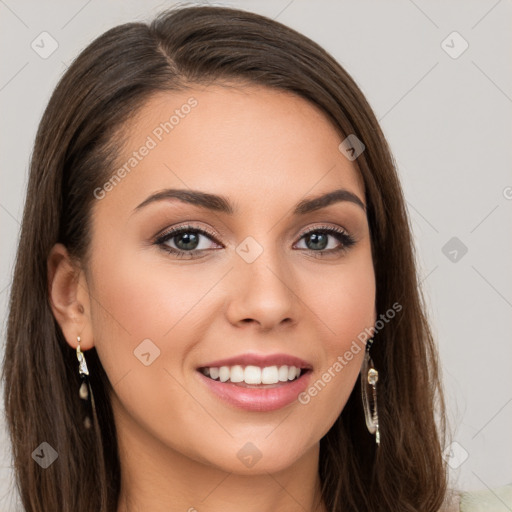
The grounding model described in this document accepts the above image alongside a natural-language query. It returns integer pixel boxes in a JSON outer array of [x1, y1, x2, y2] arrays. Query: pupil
[[177, 232, 199, 250], [308, 232, 327, 250]]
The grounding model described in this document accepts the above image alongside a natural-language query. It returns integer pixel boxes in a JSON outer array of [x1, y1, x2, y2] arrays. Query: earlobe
[[47, 243, 94, 350]]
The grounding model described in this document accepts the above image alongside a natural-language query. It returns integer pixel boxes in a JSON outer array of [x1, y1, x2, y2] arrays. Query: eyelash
[[154, 223, 356, 259]]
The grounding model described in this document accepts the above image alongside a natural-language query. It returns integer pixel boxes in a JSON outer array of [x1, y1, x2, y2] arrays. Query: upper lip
[[198, 353, 313, 370]]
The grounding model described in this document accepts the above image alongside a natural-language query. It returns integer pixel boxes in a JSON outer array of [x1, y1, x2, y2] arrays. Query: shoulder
[[441, 483, 512, 512]]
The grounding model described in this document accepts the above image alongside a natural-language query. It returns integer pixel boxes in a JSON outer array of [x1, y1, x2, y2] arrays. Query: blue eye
[[154, 224, 356, 259]]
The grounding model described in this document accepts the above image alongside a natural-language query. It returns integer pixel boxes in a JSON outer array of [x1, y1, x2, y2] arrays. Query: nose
[[224, 243, 299, 331]]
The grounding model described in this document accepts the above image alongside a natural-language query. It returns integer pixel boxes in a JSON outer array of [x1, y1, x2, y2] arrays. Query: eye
[[155, 224, 222, 259], [154, 223, 356, 259], [294, 225, 356, 257]]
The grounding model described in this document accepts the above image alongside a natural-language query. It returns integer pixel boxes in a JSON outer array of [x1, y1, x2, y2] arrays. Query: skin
[[48, 84, 376, 512]]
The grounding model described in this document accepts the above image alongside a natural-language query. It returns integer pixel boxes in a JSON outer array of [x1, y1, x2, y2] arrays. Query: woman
[[3, 4, 503, 512]]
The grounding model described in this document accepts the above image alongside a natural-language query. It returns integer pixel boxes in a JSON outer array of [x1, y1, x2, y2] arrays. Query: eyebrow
[[133, 187, 366, 215]]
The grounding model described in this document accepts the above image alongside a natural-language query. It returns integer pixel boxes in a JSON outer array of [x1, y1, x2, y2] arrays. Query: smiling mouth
[[198, 364, 310, 387]]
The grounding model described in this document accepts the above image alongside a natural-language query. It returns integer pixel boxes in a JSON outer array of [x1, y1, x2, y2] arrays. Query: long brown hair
[[2, 5, 449, 511]]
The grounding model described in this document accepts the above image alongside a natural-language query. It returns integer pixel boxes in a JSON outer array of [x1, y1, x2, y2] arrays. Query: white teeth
[[230, 365, 244, 383], [278, 365, 289, 382], [201, 364, 304, 384], [244, 365, 261, 384], [219, 366, 230, 382], [261, 366, 279, 384]]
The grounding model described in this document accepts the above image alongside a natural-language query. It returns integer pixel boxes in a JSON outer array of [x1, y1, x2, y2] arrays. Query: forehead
[[95, 83, 365, 218]]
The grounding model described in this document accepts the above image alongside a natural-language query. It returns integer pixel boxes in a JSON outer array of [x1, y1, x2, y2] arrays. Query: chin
[[189, 434, 318, 476]]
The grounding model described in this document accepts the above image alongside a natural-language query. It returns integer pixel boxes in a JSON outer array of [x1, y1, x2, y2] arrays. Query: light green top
[[453, 483, 512, 511]]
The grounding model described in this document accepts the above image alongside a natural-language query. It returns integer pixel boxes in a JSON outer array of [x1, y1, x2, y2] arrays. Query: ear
[[47, 243, 94, 350]]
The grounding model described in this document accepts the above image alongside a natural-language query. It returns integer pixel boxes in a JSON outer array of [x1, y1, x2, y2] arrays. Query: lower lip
[[197, 371, 312, 412]]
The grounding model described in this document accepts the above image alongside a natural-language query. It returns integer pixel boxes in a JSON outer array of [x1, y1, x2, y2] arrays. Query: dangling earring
[[76, 336, 95, 430], [360, 338, 380, 446]]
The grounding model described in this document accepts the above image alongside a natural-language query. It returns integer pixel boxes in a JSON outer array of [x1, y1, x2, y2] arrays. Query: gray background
[[1, 0, 511, 509]]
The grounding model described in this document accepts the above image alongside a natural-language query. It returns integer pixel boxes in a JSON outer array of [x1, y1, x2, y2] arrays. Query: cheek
[[86, 245, 213, 443], [86, 240, 231, 419], [85, 240, 203, 388], [307, 246, 376, 351], [295, 250, 375, 432], [88, 242, 216, 344]]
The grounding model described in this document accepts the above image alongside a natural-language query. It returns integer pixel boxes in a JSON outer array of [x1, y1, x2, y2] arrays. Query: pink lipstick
[[196, 352, 313, 412]]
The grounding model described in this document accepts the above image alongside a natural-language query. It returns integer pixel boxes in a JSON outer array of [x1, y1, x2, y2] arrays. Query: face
[[82, 84, 376, 474]]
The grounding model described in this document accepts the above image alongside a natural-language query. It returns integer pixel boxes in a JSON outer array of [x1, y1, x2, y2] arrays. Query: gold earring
[[360, 338, 380, 445], [76, 336, 95, 429]]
